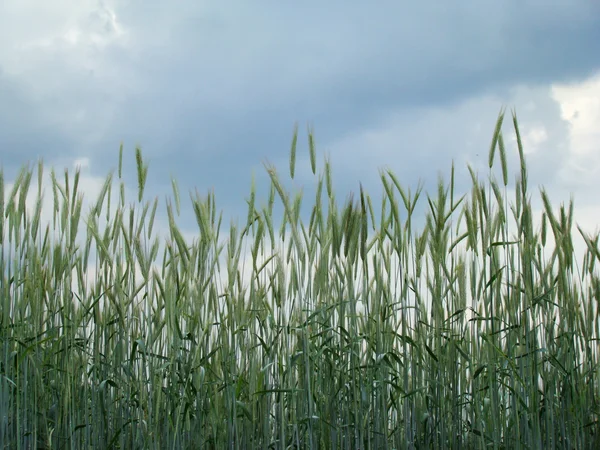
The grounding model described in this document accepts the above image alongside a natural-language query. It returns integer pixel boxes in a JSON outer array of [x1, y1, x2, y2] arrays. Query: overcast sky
[[2, 0, 600, 268]]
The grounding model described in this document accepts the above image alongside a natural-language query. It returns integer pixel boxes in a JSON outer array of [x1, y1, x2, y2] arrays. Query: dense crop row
[[1, 112, 599, 448]]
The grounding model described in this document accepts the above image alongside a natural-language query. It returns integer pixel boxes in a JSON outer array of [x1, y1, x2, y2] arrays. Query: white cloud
[[548, 74, 600, 243], [1, 1, 126, 75], [520, 125, 548, 155], [552, 74, 600, 190], [0, 1, 132, 159]]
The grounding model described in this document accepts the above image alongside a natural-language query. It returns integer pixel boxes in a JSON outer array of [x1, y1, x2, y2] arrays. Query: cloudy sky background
[[2, 0, 600, 286]]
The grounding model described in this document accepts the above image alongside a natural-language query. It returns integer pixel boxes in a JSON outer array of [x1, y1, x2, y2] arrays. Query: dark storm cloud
[[0, 72, 77, 175], [98, 0, 600, 158]]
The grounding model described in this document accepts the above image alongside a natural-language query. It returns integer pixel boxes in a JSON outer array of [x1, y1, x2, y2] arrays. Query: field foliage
[[1, 112, 599, 449]]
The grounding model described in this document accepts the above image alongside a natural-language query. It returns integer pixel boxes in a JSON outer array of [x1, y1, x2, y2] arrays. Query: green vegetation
[[1, 111, 599, 449]]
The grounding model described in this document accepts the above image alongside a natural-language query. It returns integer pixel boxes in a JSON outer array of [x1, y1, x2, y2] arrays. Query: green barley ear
[[267, 180, 275, 217], [71, 166, 80, 211], [578, 225, 600, 271], [325, 156, 333, 199], [148, 196, 159, 239], [541, 212, 547, 247], [118, 142, 124, 179], [498, 132, 508, 186], [50, 168, 59, 227], [489, 107, 505, 169], [37, 158, 44, 198], [359, 182, 367, 262], [246, 172, 256, 229], [308, 125, 316, 175], [172, 176, 181, 216], [290, 123, 298, 179], [512, 109, 527, 197], [135, 145, 148, 202]]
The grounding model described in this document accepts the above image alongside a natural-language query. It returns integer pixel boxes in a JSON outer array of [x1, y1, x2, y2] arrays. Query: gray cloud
[[98, 1, 600, 160]]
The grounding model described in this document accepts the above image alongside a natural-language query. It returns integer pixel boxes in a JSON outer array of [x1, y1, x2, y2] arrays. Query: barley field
[[1, 111, 599, 449]]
